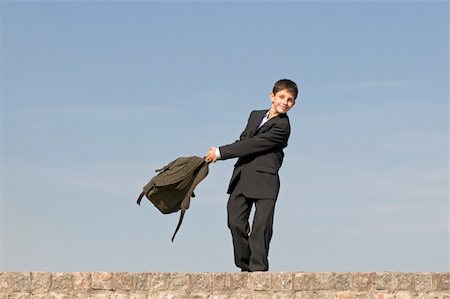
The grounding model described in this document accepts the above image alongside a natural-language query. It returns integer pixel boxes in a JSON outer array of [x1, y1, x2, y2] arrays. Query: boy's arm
[[219, 120, 290, 160], [204, 111, 256, 163]]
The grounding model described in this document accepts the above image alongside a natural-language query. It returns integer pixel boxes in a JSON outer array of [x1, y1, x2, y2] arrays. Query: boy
[[204, 79, 298, 272]]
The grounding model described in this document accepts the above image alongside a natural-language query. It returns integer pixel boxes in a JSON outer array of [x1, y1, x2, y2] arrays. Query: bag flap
[[154, 156, 204, 187]]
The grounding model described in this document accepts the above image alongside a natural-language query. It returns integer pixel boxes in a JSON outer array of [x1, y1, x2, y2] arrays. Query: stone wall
[[0, 272, 448, 298]]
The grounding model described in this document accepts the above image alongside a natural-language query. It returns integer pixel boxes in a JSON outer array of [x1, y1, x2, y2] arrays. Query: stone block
[[294, 292, 316, 299], [337, 292, 358, 299], [129, 293, 148, 299], [112, 272, 134, 291], [376, 294, 395, 299], [73, 272, 90, 291], [130, 273, 150, 291], [251, 272, 272, 291], [88, 290, 113, 298], [165, 292, 191, 299], [414, 274, 433, 292], [188, 292, 209, 299], [7, 292, 31, 299], [11, 272, 32, 292], [51, 273, 73, 292], [71, 291, 91, 298], [273, 272, 294, 292], [335, 273, 352, 291], [315, 273, 336, 291], [112, 272, 150, 291], [294, 273, 316, 291], [147, 291, 172, 299], [208, 294, 231, 299], [394, 292, 416, 299], [352, 273, 374, 291], [374, 273, 394, 291], [229, 294, 252, 299], [8, 293, 31, 299], [169, 272, 190, 291], [212, 273, 231, 291], [315, 291, 336, 299], [190, 273, 212, 292], [416, 292, 442, 299], [231, 273, 250, 290], [110, 291, 129, 299], [45, 292, 72, 299], [31, 272, 51, 294], [0, 272, 11, 294], [393, 273, 415, 291], [91, 272, 113, 290], [432, 273, 449, 291], [151, 273, 170, 291], [273, 292, 296, 299]]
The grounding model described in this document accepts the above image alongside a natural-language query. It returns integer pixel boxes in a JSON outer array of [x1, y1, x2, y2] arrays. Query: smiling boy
[[205, 79, 298, 272]]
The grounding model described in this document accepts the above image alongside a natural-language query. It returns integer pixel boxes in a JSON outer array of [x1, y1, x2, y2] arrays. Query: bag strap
[[136, 191, 145, 205], [171, 210, 186, 242], [172, 161, 208, 242]]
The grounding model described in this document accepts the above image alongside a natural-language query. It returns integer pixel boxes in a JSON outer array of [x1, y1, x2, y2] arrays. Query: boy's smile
[[269, 89, 296, 117]]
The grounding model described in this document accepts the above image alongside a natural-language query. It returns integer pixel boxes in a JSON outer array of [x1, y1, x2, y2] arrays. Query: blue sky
[[1, 1, 448, 272]]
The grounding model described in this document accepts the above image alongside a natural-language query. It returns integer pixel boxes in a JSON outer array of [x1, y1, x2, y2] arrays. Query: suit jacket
[[219, 110, 290, 200]]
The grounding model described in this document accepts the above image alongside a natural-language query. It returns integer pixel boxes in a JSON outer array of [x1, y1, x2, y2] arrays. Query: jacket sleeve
[[219, 119, 290, 160]]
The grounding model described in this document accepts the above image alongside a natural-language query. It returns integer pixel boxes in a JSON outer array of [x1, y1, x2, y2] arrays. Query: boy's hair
[[273, 79, 298, 99]]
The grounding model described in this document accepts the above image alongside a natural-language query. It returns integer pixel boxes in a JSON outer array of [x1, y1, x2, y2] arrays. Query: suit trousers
[[227, 177, 277, 272]]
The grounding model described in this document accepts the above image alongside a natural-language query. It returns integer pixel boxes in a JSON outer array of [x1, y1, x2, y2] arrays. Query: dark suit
[[219, 109, 290, 271]]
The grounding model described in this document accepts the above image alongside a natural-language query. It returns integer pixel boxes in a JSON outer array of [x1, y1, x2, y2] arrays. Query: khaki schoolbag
[[137, 156, 209, 241]]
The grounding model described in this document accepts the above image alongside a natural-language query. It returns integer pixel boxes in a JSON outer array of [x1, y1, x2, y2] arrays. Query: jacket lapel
[[249, 110, 268, 137], [255, 111, 283, 135]]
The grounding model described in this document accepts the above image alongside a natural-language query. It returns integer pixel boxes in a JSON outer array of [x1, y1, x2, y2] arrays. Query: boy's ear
[[270, 92, 275, 102]]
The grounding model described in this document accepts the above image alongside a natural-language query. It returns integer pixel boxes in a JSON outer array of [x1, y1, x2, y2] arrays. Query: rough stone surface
[[393, 273, 415, 291], [12, 272, 31, 292], [251, 272, 272, 291], [433, 273, 449, 291], [190, 273, 212, 292], [352, 272, 374, 291], [0, 272, 448, 298], [91, 272, 113, 290], [374, 272, 394, 291], [170, 272, 190, 291], [51, 273, 73, 292], [315, 273, 336, 291], [231, 273, 250, 291], [335, 273, 352, 291], [272, 272, 293, 292], [294, 273, 316, 291], [213, 273, 232, 291], [152, 272, 170, 291]]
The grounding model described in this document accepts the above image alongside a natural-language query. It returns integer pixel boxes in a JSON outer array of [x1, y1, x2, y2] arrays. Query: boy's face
[[270, 89, 296, 115]]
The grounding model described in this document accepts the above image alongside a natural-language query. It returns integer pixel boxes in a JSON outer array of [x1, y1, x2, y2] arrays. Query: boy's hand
[[204, 147, 218, 163]]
